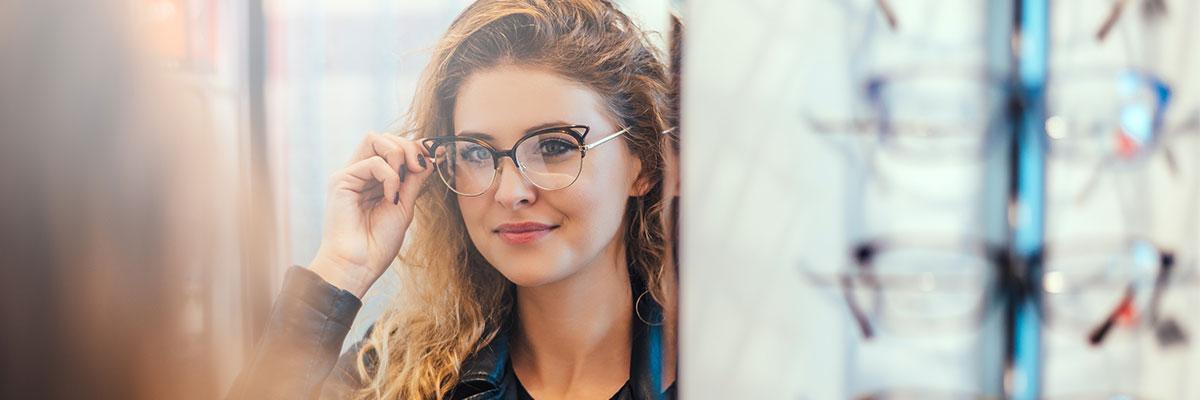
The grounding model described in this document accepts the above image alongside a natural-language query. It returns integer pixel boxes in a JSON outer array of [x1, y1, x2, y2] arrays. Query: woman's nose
[[492, 159, 536, 209]]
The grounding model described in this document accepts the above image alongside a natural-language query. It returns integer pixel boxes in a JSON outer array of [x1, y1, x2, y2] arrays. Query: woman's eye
[[537, 139, 575, 156], [459, 145, 491, 163]]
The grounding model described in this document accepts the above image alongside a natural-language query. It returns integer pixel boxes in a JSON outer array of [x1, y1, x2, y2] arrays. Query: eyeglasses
[[1044, 69, 1185, 205], [801, 237, 1006, 339], [1046, 70, 1169, 161], [801, 68, 1009, 204], [804, 68, 1009, 153], [1041, 239, 1188, 348], [420, 125, 629, 197]]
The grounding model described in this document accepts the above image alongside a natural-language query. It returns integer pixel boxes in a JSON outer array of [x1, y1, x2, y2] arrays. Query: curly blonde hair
[[352, 1, 675, 398]]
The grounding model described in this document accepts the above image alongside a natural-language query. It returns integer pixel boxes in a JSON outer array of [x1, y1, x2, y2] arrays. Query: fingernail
[[399, 168, 408, 182], [393, 191, 400, 205], [418, 155, 427, 169]]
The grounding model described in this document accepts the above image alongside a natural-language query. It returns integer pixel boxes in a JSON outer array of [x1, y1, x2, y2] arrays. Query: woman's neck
[[510, 242, 633, 399]]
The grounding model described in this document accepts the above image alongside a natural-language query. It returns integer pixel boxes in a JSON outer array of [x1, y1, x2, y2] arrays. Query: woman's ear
[[628, 158, 652, 197]]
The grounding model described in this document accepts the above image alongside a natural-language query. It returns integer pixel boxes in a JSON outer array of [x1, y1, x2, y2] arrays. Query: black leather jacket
[[229, 266, 675, 399]]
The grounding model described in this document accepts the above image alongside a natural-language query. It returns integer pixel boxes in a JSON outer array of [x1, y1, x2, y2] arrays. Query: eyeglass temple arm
[[1147, 252, 1175, 322], [875, 0, 898, 30], [1087, 284, 1136, 346], [1096, 0, 1130, 41], [1095, 0, 1167, 41], [1086, 252, 1188, 347], [582, 127, 632, 150], [1146, 253, 1189, 346], [1161, 113, 1200, 177], [840, 275, 877, 339], [840, 244, 879, 340]]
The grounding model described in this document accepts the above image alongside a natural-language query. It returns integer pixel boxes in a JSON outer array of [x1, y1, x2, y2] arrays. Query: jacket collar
[[453, 290, 667, 400], [455, 328, 510, 392]]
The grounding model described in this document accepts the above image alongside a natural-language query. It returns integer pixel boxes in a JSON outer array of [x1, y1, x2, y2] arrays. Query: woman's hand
[[309, 132, 434, 298]]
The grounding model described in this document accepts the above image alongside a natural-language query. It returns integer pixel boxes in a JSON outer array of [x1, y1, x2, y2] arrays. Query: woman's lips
[[494, 222, 558, 245]]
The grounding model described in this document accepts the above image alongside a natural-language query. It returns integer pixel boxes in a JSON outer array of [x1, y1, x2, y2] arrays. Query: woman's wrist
[[309, 251, 375, 299]]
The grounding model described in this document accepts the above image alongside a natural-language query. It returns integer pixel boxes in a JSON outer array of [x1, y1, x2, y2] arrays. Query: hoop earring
[[635, 290, 665, 326]]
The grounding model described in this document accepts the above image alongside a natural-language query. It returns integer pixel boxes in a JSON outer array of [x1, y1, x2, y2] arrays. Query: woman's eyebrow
[[456, 131, 494, 141], [454, 121, 575, 141], [523, 120, 574, 133]]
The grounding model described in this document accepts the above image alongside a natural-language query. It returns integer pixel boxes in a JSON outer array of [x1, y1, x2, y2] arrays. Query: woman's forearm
[[227, 266, 363, 399]]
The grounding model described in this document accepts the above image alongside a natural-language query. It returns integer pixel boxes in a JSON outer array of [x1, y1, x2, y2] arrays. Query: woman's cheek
[[457, 197, 491, 246], [559, 178, 624, 239]]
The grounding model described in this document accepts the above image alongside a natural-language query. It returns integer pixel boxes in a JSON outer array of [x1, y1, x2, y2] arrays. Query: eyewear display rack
[[1007, 0, 1047, 399]]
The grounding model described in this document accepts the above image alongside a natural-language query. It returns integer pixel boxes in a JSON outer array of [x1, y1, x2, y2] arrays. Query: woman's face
[[452, 65, 644, 288]]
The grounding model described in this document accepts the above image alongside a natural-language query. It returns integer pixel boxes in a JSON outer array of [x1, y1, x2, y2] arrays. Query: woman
[[231, 1, 678, 399]]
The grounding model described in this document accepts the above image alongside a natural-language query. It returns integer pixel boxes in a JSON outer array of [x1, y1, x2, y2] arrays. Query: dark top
[[228, 266, 675, 400], [516, 374, 628, 396]]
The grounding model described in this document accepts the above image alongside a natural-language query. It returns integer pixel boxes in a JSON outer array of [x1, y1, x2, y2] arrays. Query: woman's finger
[[350, 133, 406, 175], [398, 138, 430, 174], [335, 156, 402, 206], [382, 146, 410, 184], [379, 134, 430, 174], [397, 160, 436, 217]]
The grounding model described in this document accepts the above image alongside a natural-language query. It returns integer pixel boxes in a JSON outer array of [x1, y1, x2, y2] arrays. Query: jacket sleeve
[[227, 266, 366, 400]]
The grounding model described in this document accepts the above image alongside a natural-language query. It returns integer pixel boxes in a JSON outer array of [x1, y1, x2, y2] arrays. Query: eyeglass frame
[[1040, 240, 1184, 347], [801, 67, 1012, 162], [420, 124, 631, 197], [836, 237, 1009, 340], [797, 236, 1011, 339], [1044, 68, 1181, 205]]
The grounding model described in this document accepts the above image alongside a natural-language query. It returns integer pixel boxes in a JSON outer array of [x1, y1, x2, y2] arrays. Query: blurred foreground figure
[[0, 1, 221, 398]]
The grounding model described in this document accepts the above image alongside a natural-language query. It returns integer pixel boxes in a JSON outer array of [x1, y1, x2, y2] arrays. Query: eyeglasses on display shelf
[[1043, 70, 1200, 205], [801, 237, 1007, 340], [801, 67, 1009, 204], [802, 70, 1008, 152], [1040, 239, 1192, 348]]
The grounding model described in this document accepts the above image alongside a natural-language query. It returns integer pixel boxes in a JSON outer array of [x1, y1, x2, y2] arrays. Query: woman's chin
[[480, 238, 582, 287], [492, 260, 576, 288]]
